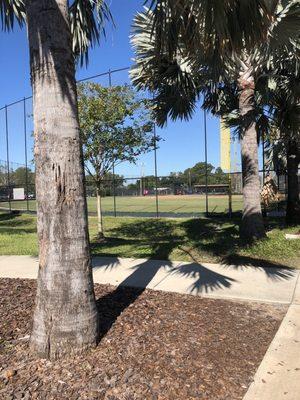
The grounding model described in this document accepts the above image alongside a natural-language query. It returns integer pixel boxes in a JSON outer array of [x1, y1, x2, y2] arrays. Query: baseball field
[[0, 194, 243, 216]]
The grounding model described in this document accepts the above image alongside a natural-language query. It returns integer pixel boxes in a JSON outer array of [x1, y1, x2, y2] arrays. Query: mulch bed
[[0, 278, 286, 400]]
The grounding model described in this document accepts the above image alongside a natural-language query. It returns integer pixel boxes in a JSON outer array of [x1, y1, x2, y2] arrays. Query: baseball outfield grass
[[0, 194, 243, 216]]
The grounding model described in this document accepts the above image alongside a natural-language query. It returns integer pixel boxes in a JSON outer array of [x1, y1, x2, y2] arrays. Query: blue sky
[[0, 0, 244, 178]]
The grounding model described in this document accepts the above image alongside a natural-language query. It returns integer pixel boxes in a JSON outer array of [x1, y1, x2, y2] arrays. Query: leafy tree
[[182, 163, 228, 186], [141, 163, 228, 191], [85, 171, 124, 197], [101, 172, 125, 195], [184, 162, 214, 185], [131, 0, 299, 241], [213, 167, 228, 185], [11, 167, 35, 188], [0, 164, 8, 186], [1, 0, 112, 359], [78, 82, 156, 238]]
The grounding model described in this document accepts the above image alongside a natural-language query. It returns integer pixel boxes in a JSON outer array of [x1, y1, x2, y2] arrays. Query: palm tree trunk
[[238, 63, 266, 241], [96, 186, 105, 239], [286, 140, 300, 224], [26, 0, 99, 359]]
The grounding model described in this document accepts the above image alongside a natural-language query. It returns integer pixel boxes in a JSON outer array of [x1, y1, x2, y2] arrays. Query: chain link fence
[[0, 158, 295, 218], [0, 67, 298, 219]]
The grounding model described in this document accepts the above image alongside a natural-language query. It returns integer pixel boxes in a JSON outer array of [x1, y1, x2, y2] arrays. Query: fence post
[[5, 106, 11, 212], [262, 133, 267, 216], [109, 69, 117, 217], [262, 133, 266, 185], [153, 123, 159, 218], [228, 173, 233, 218], [204, 109, 209, 217], [23, 98, 30, 211], [112, 160, 117, 217], [277, 172, 280, 213]]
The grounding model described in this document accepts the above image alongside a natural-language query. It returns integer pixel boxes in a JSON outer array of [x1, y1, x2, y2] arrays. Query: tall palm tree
[[204, 58, 300, 224], [131, 0, 300, 241], [212, 52, 299, 234], [266, 72, 300, 224], [1, 0, 112, 359]]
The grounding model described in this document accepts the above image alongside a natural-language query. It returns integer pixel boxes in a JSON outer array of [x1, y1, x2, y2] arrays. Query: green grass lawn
[[0, 194, 244, 216], [0, 211, 299, 268]]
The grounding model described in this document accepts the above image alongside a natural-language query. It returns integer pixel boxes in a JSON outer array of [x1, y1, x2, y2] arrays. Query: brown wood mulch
[[0, 278, 286, 400]]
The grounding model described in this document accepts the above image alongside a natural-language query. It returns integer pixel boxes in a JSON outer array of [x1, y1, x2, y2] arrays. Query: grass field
[[0, 194, 244, 216], [0, 212, 299, 268]]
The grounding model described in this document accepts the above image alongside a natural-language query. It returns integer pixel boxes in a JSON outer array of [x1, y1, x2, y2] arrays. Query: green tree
[[78, 82, 156, 238], [85, 171, 124, 197], [0, 164, 8, 186], [212, 167, 228, 185], [11, 167, 35, 187], [158, 163, 227, 190], [184, 162, 214, 185], [1, 0, 112, 359], [131, 0, 299, 241]]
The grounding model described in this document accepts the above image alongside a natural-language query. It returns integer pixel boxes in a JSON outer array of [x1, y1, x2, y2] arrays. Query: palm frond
[[0, 0, 25, 30], [132, 0, 299, 137], [131, 9, 204, 126], [153, 73, 201, 126], [269, 0, 300, 48], [146, 0, 275, 53], [257, 1, 300, 72], [69, 0, 114, 65]]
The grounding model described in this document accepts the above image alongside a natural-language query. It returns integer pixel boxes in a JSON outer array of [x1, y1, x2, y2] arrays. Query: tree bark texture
[[238, 63, 266, 241], [286, 140, 300, 224], [26, 0, 99, 359]]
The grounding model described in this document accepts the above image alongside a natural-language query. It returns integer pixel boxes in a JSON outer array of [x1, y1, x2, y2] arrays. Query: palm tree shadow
[[94, 220, 243, 340], [181, 218, 296, 275], [221, 254, 295, 282], [95, 256, 239, 341], [170, 263, 237, 294], [94, 217, 296, 342]]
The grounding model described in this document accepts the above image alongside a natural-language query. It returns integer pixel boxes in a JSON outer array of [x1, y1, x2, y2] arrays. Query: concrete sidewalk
[[243, 274, 300, 400], [0, 255, 299, 399], [0, 255, 298, 303]]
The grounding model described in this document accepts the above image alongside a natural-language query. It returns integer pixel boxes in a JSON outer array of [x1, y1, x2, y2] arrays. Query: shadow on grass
[[0, 211, 20, 222], [91, 217, 296, 269], [0, 212, 35, 232], [0, 227, 37, 235], [90, 218, 183, 260], [178, 219, 296, 282]]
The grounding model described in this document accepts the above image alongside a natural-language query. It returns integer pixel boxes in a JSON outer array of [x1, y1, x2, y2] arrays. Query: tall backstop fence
[[0, 67, 298, 219]]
